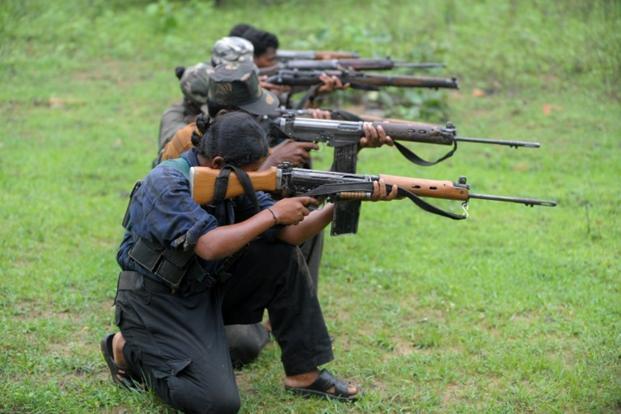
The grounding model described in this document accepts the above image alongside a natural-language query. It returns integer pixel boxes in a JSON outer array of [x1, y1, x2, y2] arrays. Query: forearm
[[277, 203, 334, 245], [259, 154, 279, 170], [194, 209, 276, 260]]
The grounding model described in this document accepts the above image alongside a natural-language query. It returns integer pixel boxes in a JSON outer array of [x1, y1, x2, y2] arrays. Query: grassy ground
[[1, 0, 620, 412]]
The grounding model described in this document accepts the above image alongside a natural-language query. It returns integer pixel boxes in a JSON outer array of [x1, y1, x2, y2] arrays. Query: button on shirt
[[117, 149, 275, 279]]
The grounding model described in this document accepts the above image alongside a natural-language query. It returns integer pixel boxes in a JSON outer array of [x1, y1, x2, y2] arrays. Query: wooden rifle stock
[[314, 51, 360, 60], [190, 165, 468, 204], [191, 167, 279, 205], [380, 175, 468, 201], [276, 49, 359, 60], [190, 166, 556, 210]]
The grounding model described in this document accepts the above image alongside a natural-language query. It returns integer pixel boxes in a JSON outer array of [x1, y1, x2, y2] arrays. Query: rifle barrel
[[396, 62, 445, 69], [469, 193, 557, 207], [455, 136, 541, 148]]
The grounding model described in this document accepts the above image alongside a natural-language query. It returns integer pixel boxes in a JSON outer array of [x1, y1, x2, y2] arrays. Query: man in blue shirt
[[102, 111, 397, 413]]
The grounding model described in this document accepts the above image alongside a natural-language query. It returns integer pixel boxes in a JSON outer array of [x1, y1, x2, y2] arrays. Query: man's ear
[[211, 156, 225, 169]]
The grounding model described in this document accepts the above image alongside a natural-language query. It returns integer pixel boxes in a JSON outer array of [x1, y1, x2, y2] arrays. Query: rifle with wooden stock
[[259, 58, 444, 75], [190, 164, 557, 235], [276, 49, 360, 61], [266, 69, 459, 91], [272, 116, 540, 167]]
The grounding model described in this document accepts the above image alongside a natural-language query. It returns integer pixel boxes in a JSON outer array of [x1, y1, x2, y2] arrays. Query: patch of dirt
[[442, 382, 464, 406]]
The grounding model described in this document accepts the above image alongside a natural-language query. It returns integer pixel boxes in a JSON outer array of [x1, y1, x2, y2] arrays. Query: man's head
[[211, 36, 254, 66], [228, 24, 279, 68], [195, 111, 269, 170], [179, 63, 210, 111], [207, 60, 279, 117]]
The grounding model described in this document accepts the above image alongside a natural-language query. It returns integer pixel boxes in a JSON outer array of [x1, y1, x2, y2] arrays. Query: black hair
[[229, 24, 279, 57], [206, 99, 238, 119], [192, 111, 268, 167], [229, 23, 252, 37]]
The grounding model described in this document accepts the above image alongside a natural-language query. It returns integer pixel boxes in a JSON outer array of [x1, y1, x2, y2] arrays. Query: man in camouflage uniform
[[157, 37, 255, 154]]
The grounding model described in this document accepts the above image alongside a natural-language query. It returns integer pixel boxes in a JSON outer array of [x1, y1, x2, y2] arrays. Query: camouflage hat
[[179, 62, 210, 107], [207, 61, 279, 116], [211, 36, 254, 66]]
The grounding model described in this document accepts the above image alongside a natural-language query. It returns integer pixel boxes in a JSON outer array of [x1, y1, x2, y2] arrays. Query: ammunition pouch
[[129, 238, 213, 291]]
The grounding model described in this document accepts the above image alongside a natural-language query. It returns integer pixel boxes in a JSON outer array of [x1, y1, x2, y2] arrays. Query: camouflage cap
[[179, 62, 210, 108], [211, 36, 254, 66], [207, 60, 279, 116]]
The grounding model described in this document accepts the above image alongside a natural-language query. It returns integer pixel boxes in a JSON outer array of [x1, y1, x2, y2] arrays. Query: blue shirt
[[117, 149, 275, 277]]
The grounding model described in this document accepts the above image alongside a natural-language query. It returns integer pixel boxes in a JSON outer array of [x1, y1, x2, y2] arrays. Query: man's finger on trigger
[[300, 142, 319, 150], [303, 197, 319, 206]]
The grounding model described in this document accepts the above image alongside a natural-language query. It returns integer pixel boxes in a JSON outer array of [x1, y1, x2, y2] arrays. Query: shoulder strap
[[213, 165, 260, 211], [159, 157, 191, 180]]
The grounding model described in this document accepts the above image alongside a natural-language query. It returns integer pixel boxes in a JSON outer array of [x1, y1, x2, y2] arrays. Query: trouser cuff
[[282, 348, 334, 376]]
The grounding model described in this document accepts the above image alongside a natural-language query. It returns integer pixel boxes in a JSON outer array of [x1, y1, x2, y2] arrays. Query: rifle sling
[[213, 165, 260, 223], [295, 84, 321, 109], [393, 140, 458, 167], [303, 182, 466, 220]]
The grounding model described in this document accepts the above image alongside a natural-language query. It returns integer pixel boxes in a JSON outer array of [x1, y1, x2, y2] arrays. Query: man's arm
[[276, 179, 398, 245], [277, 204, 334, 245], [194, 196, 318, 260]]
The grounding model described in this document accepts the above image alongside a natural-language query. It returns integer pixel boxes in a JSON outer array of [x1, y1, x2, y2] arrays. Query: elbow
[[195, 237, 227, 261], [277, 229, 306, 246]]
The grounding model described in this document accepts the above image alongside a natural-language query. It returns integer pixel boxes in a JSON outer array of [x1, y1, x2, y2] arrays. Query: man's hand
[[316, 73, 349, 95], [264, 139, 319, 167], [307, 108, 332, 119], [270, 197, 319, 225], [359, 122, 394, 148], [259, 75, 292, 95], [370, 179, 399, 201]]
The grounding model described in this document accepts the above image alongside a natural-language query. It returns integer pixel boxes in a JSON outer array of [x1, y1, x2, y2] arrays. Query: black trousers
[[115, 240, 333, 414], [223, 230, 324, 367]]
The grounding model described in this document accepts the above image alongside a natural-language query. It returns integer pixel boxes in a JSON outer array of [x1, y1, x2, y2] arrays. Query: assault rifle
[[190, 164, 557, 235], [266, 69, 459, 91], [276, 49, 360, 61], [273, 116, 540, 167], [259, 58, 444, 75], [270, 114, 541, 233]]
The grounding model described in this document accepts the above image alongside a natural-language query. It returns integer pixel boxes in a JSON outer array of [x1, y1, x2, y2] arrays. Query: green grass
[[1, 0, 620, 412]]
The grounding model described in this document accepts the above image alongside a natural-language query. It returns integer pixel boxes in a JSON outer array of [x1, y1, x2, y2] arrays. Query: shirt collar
[[181, 148, 200, 167]]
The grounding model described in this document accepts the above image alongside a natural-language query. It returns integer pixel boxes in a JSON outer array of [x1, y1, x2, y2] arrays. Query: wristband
[[266, 207, 279, 225]]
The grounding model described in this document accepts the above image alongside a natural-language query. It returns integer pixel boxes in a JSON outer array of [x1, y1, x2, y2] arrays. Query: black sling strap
[[212, 164, 260, 222], [393, 140, 458, 167], [303, 181, 466, 220], [330, 108, 458, 167]]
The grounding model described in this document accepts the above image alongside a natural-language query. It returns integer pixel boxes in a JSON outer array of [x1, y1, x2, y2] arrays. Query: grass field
[[1, 0, 620, 412]]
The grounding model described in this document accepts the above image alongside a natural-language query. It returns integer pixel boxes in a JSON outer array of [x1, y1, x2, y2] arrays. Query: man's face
[[254, 47, 277, 68]]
